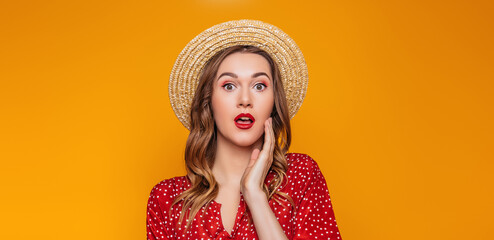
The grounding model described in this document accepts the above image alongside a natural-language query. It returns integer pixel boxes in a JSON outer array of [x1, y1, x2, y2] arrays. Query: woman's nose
[[238, 87, 252, 108]]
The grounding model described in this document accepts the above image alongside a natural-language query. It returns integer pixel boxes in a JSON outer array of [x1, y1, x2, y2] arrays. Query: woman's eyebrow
[[217, 72, 237, 80], [216, 72, 271, 81], [252, 72, 271, 80]]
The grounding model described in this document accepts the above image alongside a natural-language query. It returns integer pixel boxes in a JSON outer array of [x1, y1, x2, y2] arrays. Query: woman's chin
[[231, 138, 259, 148], [216, 126, 264, 148], [230, 133, 263, 148]]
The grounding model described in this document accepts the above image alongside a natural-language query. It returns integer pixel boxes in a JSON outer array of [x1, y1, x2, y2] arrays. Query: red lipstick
[[234, 113, 255, 129]]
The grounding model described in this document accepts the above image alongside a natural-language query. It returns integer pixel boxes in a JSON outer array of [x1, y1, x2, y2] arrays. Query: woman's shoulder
[[148, 175, 190, 201], [285, 152, 321, 171], [284, 152, 326, 181]]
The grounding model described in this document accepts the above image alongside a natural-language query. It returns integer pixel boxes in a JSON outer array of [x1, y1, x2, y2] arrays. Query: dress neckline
[[210, 192, 246, 238]]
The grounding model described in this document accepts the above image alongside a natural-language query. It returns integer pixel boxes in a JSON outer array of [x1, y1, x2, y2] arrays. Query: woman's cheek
[[212, 95, 233, 128]]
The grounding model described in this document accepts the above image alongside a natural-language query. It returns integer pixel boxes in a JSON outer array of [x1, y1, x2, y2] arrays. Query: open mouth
[[236, 117, 253, 124], [234, 113, 255, 129]]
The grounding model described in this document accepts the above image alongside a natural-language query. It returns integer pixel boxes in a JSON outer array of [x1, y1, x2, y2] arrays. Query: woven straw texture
[[169, 19, 308, 130]]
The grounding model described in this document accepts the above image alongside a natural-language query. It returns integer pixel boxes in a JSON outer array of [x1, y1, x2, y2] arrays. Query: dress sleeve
[[146, 181, 175, 240], [292, 157, 342, 240]]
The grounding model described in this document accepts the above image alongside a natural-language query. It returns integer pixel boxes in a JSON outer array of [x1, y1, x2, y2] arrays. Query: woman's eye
[[255, 83, 267, 91], [222, 83, 235, 91]]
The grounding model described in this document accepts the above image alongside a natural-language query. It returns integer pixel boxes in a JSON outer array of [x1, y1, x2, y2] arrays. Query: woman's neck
[[212, 132, 262, 188]]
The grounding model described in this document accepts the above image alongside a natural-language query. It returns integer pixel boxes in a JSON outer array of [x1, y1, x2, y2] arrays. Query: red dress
[[147, 153, 342, 240]]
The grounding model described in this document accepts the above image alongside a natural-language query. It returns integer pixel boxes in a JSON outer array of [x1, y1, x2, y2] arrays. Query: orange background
[[1, 0, 493, 239]]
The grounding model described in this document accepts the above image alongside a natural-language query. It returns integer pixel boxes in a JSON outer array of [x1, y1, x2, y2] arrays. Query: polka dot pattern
[[146, 153, 342, 239]]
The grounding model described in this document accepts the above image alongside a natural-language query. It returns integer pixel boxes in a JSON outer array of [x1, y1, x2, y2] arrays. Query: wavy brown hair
[[170, 45, 294, 232]]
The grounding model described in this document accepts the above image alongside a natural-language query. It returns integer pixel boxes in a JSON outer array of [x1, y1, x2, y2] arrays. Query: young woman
[[147, 20, 342, 240]]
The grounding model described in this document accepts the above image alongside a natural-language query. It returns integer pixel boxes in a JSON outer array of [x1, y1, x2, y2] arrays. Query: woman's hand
[[239, 117, 289, 240], [240, 117, 275, 199]]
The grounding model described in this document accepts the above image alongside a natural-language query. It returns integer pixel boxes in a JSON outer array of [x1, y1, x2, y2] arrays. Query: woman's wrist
[[242, 186, 266, 204]]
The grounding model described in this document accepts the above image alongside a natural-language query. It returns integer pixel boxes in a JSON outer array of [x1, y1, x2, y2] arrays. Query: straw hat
[[169, 19, 308, 130]]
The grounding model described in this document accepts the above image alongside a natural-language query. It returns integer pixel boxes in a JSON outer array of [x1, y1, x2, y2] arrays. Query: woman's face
[[211, 52, 274, 147]]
